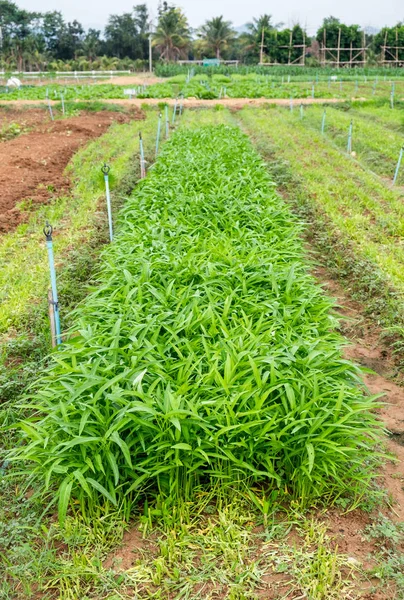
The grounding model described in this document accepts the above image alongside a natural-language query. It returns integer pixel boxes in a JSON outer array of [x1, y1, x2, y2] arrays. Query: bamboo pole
[[337, 28, 341, 68], [260, 28, 264, 64]]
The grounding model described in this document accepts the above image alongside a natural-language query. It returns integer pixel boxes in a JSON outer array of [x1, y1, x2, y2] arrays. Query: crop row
[[297, 103, 404, 185], [0, 112, 160, 347], [12, 124, 381, 524], [236, 106, 404, 330], [345, 100, 404, 133], [1, 77, 404, 101]]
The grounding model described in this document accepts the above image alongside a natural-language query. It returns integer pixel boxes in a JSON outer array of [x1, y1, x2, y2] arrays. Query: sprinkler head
[[43, 221, 53, 241]]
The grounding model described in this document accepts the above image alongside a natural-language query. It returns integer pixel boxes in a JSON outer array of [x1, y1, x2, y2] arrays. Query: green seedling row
[[0, 111, 160, 338], [237, 106, 404, 326], [300, 104, 404, 184], [1, 77, 404, 101], [345, 100, 404, 133], [11, 124, 382, 525]]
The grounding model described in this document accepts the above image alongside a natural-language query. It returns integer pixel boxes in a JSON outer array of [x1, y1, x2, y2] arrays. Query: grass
[[299, 102, 404, 184], [0, 110, 158, 341], [342, 99, 404, 133], [236, 105, 404, 360], [9, 124, 383, 528], [0, 107, 165, 420], [1, 492, 397, 599]]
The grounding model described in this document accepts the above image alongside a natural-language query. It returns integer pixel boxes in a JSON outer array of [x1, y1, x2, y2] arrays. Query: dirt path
[[0, 107, 49, 128], [97, 74, 164, 86], [1, 97, 345, 109], [0, 110, 144, 234], [313, 265, 404, 521]]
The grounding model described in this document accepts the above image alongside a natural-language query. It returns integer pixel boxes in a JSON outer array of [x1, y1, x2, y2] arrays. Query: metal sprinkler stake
[[347, 120, 353, 154], [156, 112, 162, 157], [165, 105, 169, 138], [102, 164, 114, 242], [43, 222, 61, 346], [321, 109, 326, 135], [393, 145, 404, 186], [172, 98, 178, 124], [47, 98, 54, 121], [139, 132, 146, 179]]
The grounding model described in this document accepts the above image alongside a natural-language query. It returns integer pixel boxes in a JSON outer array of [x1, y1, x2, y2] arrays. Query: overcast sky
[[17, 0, 403, 35]]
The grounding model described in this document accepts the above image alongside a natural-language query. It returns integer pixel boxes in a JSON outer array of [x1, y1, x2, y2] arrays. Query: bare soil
[[0, 108, 144, 234], [315, 266, 404, 522], [97, 74, 164, 86], [1, 97, 346, 109], [0, 107, 49, 129]]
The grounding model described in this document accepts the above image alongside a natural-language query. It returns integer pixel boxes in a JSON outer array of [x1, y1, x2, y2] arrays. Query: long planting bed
[[13, 124, 381, 524]]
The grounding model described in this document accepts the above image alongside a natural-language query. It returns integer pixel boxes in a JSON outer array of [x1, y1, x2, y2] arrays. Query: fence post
[[43, 222, 61, 346], [321, 109, 326, 135], [139, 132, 146, 179], [102, 164, 114, 242], [300, 103, 304, 119], [61, 94, 65, 115], [393, 145, 404, 186]]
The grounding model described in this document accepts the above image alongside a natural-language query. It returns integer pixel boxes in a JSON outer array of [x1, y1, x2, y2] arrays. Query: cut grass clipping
[[12, 125, 382, 525]]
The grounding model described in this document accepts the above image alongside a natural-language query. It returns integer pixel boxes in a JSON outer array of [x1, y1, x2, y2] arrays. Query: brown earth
[[0, 108, 144, 234], [97, 74, 164, 86], [1, 97, 348, 109], [315, 266, 404, 523], [0, 107, 49, 129]]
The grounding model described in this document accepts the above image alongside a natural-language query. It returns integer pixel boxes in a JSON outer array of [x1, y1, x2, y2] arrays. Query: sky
[[17, 0, 404, 36]]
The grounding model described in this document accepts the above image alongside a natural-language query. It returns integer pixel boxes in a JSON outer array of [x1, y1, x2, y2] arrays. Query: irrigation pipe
[[44, 221, 62, 346]]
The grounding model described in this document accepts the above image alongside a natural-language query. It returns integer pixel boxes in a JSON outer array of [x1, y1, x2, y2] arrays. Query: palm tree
[[80, 30, 101, 63], [198, 16, 235, 60], [153, 6, 191, 61], [99, 55, 120, 70]]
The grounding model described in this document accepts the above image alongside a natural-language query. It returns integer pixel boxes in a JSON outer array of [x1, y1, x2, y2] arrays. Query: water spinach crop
[[12, 125, 382, 524]]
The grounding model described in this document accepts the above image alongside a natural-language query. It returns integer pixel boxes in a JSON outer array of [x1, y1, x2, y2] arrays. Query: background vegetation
[[0, 0, 403, 72]]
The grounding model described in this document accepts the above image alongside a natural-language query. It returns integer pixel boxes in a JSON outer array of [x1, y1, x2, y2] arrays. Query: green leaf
[[58, 477, 73, 527], [86, 478, 117, 505]]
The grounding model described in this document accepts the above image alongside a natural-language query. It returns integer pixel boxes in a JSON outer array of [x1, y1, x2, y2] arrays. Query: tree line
[[0, 0, 403, 71]]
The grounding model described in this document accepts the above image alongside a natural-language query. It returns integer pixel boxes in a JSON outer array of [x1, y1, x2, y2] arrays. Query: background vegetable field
[[0, 74, 403, 599]]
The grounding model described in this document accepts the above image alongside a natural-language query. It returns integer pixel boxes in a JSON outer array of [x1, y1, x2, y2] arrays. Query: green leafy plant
[[10, 125, 383, 526]]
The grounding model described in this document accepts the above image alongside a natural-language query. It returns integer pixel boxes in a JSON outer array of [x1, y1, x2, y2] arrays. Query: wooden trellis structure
[[320, 28, 369, 67], [259, 30, 306, 66], [381, 29, 404, 66]]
